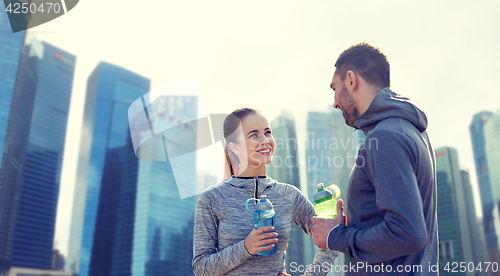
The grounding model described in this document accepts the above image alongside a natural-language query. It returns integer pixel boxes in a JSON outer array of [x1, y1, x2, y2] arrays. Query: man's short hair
[[335, 43, 390, 88]]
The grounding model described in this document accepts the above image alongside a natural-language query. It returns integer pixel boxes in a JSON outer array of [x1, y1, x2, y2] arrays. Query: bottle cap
[[314, 188, 333, 202], [256, 195, 273, 210]]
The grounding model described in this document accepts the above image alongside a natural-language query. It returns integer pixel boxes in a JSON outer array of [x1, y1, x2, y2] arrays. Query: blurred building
[[65, 62, 150, 276], [484, 109, 500, 258], [435, 147, 486, 275], [66, 75, 199, 276], [305, 107, 364, 276], [0, 6, 25, 166], [52, 250, 65, 271], [267, 110, 313, 276], [306, 111, 334, 201], [0, 11, 27, 274], [461, 169, 487, 276], [306, 107, 364, 206], [130, 96, 197, 276], [0, 16, 75, 273], [470, 110, 500, 267]]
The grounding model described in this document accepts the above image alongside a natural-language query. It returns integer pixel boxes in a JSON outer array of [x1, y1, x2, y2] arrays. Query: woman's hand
[[277, 273, 291, 276], [244, 226, 278, 255]]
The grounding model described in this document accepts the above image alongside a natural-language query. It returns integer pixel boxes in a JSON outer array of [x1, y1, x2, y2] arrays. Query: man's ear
[[346, 70, 358, 94]]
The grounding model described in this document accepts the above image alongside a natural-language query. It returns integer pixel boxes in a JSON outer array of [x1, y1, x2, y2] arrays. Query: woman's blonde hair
[[222, 107, 262, 178]]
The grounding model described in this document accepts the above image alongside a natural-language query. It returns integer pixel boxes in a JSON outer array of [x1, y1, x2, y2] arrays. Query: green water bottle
[[314, 183, 341, 219]]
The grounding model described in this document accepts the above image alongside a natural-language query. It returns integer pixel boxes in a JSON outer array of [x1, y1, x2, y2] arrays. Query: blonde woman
[[192, 107, 338, 276]]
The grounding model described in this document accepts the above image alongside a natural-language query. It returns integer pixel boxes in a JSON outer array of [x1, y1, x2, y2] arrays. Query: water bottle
[[245, 195, 278, 255], [314, 183, 341, 219]]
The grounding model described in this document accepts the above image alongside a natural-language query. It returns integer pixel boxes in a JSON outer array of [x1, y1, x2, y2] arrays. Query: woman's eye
[[266, 131, 272, 135], [250, 133, 258, 138]]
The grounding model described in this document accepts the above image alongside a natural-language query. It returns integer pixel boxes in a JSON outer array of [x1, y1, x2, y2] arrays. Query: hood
[[353, 87, 428, 134]]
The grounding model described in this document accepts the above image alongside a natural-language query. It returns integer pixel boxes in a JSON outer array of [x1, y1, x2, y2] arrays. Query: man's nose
[[333, 101, 340, 109]]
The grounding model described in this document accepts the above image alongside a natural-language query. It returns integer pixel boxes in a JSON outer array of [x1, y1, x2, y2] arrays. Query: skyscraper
[[0, 26, 75, 273], [461, 169, 487, 275], [130, 96, 197, 276], [484, 109, 500, 254], [306, 111, 334, 201], [484, 109, 500, 202], [0, 8, 25, 164], [435, 147, 474, 275], [305, 107, 363, 276], [470, 110, 500, 265], [65, 62, 150, 276], [267, 110, 313, 276], [306, 107, 364, 207], [0, 10, 26, 273]]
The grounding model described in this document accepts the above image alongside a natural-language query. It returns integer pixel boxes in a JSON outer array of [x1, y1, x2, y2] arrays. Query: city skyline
[[1, 0, 500, 267], [26, 0, 500, 257]]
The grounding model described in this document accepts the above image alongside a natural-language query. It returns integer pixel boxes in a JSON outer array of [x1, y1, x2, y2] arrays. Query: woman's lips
[[257, 148, 272, 155]]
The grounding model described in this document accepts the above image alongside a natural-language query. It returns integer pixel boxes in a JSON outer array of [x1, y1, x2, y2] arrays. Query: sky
[[11, 0, 500, 256]]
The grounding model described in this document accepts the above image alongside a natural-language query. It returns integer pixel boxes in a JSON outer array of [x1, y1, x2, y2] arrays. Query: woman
[[192, 107, 338, 276]]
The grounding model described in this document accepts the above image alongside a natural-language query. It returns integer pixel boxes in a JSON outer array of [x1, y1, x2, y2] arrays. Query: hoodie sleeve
[[291, 186, 339, 275], [192, 192, 253, 276], [327, 130, 427, 263]]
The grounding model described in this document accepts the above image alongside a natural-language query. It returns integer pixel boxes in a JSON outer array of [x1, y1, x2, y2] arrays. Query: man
[[311, 43, 438, 275]]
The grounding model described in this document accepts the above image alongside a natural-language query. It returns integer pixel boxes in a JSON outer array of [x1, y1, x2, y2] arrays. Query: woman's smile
[[256, 147, 272, 155]]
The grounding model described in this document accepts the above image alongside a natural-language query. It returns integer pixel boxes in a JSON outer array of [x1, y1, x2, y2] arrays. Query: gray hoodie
[[192, 176, 339, 276], [327, 87, 438, 275]]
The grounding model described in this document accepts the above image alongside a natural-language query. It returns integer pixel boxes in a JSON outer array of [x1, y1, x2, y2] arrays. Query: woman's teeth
[[258, 149, 271, 153]]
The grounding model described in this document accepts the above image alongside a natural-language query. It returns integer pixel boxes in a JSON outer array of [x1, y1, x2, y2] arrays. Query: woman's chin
[[261, 156, 273, 165], [248, 156, 273, 167], [263, 156, 273, 164]]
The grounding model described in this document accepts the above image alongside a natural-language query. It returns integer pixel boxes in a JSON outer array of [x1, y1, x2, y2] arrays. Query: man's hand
[[244, 226, 278, 255], [311, 199, 345, 250]]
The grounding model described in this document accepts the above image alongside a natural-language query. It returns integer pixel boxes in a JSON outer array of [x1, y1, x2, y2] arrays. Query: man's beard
[[340, 85, 359, 127]]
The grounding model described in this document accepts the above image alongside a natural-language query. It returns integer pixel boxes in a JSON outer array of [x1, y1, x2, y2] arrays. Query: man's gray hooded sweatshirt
[[327, 87, 438, 275]]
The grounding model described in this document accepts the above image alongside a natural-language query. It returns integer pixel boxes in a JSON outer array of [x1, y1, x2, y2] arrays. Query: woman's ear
[[229, 142, 240, 156]]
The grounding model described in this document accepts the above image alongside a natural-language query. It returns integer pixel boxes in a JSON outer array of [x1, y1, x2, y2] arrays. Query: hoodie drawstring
[[254, 176, 258, 204]]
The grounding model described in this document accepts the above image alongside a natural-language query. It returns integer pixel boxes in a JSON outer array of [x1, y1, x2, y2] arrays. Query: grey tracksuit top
[[192, 176, 339, 276]]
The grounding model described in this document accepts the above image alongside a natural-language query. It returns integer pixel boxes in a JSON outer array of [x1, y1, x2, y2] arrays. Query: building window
[[439, 241, 454, 260]]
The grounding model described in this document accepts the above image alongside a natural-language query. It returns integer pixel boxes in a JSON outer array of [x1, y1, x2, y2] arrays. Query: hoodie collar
[[226, 176, 277, 188], [353, 87, 428, 135]]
